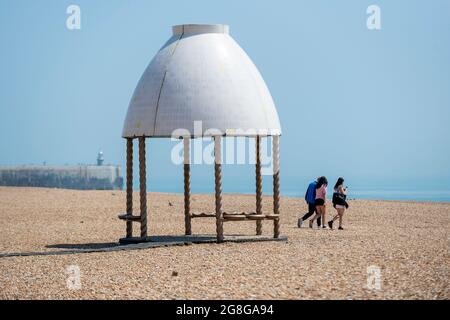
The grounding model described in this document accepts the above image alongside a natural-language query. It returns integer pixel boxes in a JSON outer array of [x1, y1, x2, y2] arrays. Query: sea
[[147, 182, 450, 202], [283, 190, 450, 202]]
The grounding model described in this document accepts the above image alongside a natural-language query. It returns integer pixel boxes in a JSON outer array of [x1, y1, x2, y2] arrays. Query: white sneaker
[[298, 218, 303, 228]]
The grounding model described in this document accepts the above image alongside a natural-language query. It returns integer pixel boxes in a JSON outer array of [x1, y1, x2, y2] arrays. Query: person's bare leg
[[310, 206, 322, 227], [332, 211, 339, 222], [322, 205, 326, 227], [329, 208, 341, 229], [338, 208, 345, 228], [309, 213, 316, 227]]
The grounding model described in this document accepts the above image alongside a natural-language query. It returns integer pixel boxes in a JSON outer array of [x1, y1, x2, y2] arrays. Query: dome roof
[[122, 24, 281, 138]]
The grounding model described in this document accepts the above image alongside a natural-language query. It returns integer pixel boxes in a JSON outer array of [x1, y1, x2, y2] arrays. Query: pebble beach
[[0, 187, 448, 299]]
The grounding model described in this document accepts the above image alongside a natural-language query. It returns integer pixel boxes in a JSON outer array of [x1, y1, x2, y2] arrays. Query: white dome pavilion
[[119, 24, 282, 244]]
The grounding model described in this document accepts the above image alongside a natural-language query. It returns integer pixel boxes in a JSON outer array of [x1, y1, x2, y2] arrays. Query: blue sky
[[0, 0, 449, 196]]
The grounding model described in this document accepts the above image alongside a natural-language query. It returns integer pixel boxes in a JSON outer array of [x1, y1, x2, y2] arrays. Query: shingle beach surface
[[0, 187, 448, 299]]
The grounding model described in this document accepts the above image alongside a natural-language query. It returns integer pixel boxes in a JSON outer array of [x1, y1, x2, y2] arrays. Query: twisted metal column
[[139, 137, 147, 238], [126, 138, 133, 238], [183, 137, 192, 235], [214, 136, 224, 243], [255, 136, 263, 235], [272, 135, 280, 238]]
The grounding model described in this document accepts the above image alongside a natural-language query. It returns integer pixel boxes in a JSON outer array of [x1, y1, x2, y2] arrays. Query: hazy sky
[[1, 0, 449, 194]]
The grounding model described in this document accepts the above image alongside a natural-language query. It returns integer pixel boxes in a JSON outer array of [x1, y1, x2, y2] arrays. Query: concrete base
[[119, 234, 288, 245]]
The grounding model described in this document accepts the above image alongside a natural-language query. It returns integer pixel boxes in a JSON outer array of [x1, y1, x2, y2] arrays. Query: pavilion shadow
[[46, 242, 120, 250], [0, 234, 287, 258], [46, 234, 240, 250]]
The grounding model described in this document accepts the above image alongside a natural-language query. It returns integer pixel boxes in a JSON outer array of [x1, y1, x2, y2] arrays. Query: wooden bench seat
[[118, 214, 142, 222]]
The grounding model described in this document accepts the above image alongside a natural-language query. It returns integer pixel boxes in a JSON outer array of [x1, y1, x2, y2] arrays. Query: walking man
[[298, 177, 322, 228]]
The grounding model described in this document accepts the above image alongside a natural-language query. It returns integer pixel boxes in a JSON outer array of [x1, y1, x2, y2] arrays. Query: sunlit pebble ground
[[0, 187, 448, 300]]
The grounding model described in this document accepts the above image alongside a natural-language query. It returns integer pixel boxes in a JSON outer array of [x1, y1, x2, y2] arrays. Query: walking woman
[[310, 176, 328, 229], [328, 177, 348, 230]]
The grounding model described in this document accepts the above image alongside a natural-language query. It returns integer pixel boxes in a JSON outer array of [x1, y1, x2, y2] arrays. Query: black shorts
[[315, 199, 325, 206]]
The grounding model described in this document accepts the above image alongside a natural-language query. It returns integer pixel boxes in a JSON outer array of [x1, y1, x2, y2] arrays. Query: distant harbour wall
[[0, 165, 123, 190]]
